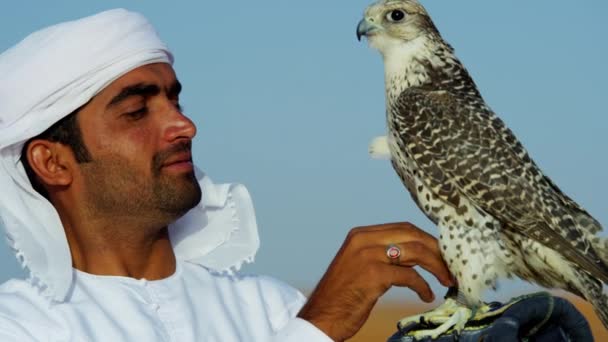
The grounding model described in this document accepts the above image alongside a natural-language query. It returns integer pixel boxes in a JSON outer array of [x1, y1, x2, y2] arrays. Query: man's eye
[[124, 107, 148, 120]]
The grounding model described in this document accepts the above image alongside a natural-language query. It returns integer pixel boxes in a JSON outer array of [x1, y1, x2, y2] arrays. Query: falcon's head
[[357, 0, 441, 57]]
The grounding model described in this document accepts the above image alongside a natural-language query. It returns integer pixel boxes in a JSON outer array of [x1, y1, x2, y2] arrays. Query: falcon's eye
[[386, 9, 406, 23]]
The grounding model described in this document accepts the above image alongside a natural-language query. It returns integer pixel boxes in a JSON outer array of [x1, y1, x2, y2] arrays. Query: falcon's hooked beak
[[357, 18, 383, 41]]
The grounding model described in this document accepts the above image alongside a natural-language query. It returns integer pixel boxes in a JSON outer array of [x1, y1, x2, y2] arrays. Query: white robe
[[0, 260, 332, 341]]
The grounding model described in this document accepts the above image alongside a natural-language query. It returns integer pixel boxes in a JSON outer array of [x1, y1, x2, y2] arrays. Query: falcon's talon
[[397, 297, 472, 339], [397, 321, 419, 334], [398, 297, 524, 339], [409, 306, 471, 339], [488, 301, 502, 311]]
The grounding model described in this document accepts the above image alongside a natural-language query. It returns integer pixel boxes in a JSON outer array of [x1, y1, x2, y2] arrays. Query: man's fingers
[[362, 242, 454, 287], [395, 242, 454, 287], [347, 222, 440, 256], [347, 223, 455, 287], [349, 222, 420, 232], [298, 223, 452, 341], [381, 264, 434, 302]]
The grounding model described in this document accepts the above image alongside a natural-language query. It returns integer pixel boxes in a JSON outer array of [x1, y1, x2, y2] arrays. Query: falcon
[[357, 0, 608, 337]]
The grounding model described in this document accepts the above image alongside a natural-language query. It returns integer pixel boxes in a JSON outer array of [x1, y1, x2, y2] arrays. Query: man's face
[[75, 63, 201, 225]]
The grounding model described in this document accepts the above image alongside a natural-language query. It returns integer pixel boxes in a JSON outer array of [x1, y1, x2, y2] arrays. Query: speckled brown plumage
[[360, 0, 608, 328]]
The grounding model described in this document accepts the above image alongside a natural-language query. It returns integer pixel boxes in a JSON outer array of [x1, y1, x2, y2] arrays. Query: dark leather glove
[[387, 292, 593, 342]]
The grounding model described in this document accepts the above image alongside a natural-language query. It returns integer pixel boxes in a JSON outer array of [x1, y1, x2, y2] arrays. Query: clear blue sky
[[1, 1, 606, 302]]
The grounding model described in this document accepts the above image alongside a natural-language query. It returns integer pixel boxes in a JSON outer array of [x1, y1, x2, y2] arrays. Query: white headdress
[[0, 9, 259, 302]]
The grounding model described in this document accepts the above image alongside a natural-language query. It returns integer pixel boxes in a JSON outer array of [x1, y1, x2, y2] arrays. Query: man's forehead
[[92, 63, 178, 106], [75, 62, 178, 115], [106, 63, 177, 91]]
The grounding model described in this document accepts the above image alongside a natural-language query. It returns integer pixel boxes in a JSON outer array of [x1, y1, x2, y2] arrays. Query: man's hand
[[297, 222, 454, 341]]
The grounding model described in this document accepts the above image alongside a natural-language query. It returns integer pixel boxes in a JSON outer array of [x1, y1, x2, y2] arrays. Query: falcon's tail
[[578, 213, 608, 282], [591, 236, 608, 270], [577, 271, 608, 330], [587, 290, 608, 331]]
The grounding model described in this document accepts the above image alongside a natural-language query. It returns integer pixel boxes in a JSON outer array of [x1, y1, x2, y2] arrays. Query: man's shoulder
[[186, 264, 308, 332], [0, 278, 59, 325], [0, 278, 45, 308], [187, 263, 305, 301], [187, 263, 307, 316], [0, 278, 60, 340], [233, 272, 306, 303]]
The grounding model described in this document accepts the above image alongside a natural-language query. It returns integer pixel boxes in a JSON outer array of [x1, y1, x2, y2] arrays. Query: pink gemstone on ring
[[387, 245, 401, 259]]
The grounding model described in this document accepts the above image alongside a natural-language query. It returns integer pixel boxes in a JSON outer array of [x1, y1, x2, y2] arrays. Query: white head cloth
[[0, 9, 259, 302]]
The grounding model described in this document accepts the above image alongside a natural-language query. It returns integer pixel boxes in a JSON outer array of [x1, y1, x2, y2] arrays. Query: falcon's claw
[[396, 297, 517, 340], [397, 321, 419, 334], [397, 298, 473, 339], [411, 306, 471, 339]]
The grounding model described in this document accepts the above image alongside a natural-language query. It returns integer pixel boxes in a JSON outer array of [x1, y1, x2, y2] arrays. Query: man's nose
[[164, 105, 197, 142]]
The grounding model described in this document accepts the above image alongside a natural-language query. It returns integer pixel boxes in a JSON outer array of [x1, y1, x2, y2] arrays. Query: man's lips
[[161, 152, 193, 169]]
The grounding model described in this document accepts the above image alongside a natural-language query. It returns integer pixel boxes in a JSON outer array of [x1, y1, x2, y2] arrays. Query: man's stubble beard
[[80, 151, 202, 227]]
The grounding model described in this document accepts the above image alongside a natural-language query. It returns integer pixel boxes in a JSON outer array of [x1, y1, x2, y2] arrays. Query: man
[[0, 9, 452, 342]]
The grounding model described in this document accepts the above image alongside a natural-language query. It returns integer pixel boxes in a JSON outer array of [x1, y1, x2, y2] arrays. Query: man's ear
[[26, 140, 74, 188]]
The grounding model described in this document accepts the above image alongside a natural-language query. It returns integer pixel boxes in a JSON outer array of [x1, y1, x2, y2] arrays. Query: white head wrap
[[0, 9, 259, 302]]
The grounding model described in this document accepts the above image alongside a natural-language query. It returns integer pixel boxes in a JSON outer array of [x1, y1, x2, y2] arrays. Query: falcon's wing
[[391, 88, 608, 282]]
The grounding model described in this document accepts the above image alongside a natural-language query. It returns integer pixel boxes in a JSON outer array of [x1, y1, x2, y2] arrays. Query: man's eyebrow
[[106, 83, 160, 109], [168, 80, 182, 97]]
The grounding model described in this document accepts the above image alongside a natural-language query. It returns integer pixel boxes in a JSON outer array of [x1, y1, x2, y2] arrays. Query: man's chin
[[155, 176, 202, 217]]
